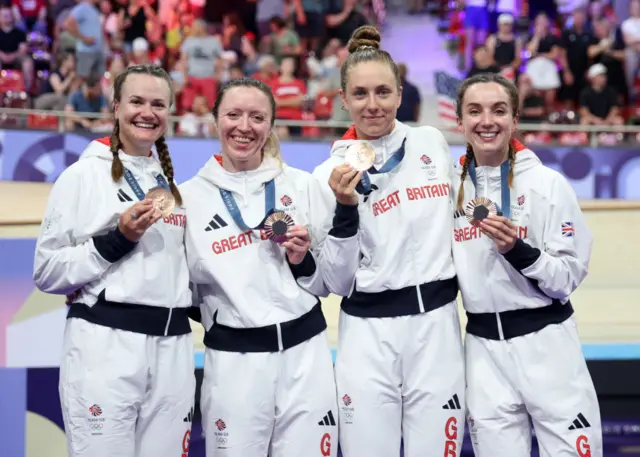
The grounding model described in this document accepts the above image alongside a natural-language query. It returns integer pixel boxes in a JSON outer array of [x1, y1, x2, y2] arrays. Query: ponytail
[[263, 130, 283, 166]]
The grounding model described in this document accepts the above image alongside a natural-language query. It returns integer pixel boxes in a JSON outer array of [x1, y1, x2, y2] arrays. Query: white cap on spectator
[[221, 50, 238, 63], [132, 37, 149, 53], [498, 13, 514, 24], [587, 63, 607, 79], [257, 55, 276, 70]]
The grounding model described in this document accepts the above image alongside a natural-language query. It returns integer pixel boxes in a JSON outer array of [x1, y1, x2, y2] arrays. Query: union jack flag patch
[[561, 222, 575, 237]]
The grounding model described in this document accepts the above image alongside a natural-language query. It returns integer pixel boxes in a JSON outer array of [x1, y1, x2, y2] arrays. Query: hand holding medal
[[118, 199, 163, 242], [280, 224, 312, 265], [464, 196, 517, 253], [329, 163, 362, 206]]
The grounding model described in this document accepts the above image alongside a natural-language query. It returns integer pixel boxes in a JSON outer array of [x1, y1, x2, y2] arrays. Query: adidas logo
[[117, 189, 133, 202], [318, 410, 336, 426], [183, 407, 194, 423], [442, 394, 462, 410], [205, 214, 228, 231], [568, 413, 591, 430]]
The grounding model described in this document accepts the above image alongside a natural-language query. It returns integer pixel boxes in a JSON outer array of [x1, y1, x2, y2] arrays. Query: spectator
[[178, 94, 216, 136], [293, 0, 325, 54], [396, 63, 421, 122], [241, 34, 266, 75], [463, 0, 489, 72], [255, 0, 286, 38], [559, 7, 593, 108], [64, 0, 105, 83], [100, 0, 121, 49], [228, 64, 245, 79], [486, 13, 522, 78], [588, 16, 627, 103], [518, 74, 546, 123], [466, 45, 500, 78], [524, 12, 561, 109], [315, 44, 350, 130], [34, 52, 78, 110], [490, 0, 518, 34], [180, 18, 223, 110], [622, 0, 640, 101], [305, 38, 341, 97], [64, 76, 110, 131], [579, 63, 623, 126], [324, 0, 367, 44], [251, 54, 279, 84], [265, 15, 301, 63], [0, 5, 33, 91], [270, 56, 307, 137], [122, 0, 157, 57], [221, 12, 245, 58], [129, 37, 162, 66], [101, 53, 126, 105], [11, 0, 48, 34]]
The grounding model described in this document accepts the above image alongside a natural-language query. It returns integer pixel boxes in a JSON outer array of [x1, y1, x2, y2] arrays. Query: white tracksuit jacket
[[312, 121, 457, 306], [180, 155, 360, 332], [452, 142, 593, 315], [33, 137, 191, 313]]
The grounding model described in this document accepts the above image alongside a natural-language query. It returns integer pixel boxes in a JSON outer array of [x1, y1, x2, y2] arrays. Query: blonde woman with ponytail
[[180, 77, 360, 457], [33, 64, 196, 457], [452, 73, 602, 457]]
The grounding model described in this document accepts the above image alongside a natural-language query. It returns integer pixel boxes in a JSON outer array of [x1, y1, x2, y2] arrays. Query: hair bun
[[347, 25, 382, 54]]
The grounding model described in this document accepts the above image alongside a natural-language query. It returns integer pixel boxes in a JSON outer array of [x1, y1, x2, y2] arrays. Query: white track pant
[[466, 317, 602, 457], [200, 331, 338, 457], [59, 318, 196, 457], [335, 301, 466, 457]]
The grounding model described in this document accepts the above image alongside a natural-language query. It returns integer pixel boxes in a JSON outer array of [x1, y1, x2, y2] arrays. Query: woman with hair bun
[[33, 64, 195, 457], [452, 72, 602, 457], [312, 25, 466, 457], [181, 77, 361, 457]]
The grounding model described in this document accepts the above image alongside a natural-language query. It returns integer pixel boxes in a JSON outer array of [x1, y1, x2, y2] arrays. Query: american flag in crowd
[[434, 71, 462, 128], [561, 222, 575, 237]]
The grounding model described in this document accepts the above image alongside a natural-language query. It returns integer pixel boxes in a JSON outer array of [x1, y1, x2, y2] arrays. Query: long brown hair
[[110, 64, 182, 206], [455, 73, 520, 211]]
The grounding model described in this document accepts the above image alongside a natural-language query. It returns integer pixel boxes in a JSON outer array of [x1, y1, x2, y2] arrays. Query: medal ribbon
[[124, 168, 169, 201], [219, 180, 276, 231], [355, 138, 407, 194], [467, 159, 511, 220]]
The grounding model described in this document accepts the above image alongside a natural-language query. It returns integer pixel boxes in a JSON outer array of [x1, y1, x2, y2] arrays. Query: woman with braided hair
[[33, 64, 196, 457], [452, 72, 602, 457]]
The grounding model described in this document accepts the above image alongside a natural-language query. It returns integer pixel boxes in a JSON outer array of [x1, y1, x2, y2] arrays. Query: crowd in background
[[0, 0, 425, 138], [3, 0, 640, 143], [449, 0, 640, 145]]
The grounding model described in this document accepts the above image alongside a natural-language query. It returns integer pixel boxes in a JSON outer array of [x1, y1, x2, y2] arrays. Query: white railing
[[1, 107, 638, 146]]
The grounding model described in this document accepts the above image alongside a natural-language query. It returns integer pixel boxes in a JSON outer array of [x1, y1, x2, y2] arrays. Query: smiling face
[[458, 81, 518, 166], [114, 73, 172, 156], [341, 60, 401, 139], [215, 86, 273, 171]]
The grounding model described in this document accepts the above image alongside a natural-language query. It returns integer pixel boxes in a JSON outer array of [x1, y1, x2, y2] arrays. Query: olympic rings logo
[[343, 412, 353, 419], [90, 423, 104, 430], [216, 437, 227, 444]]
